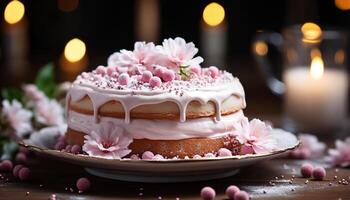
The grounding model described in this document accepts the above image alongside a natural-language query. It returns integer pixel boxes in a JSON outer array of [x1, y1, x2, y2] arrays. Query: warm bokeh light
[[301, 22, 322, 43], [335, 0, 350, 10], [203, 2, 225, 26], [4, 1, 25, 24], [64, 38, 86, 62], [254, 41, 268, 56], [335, 49, 345, 64], [58, 0, 79, 12], [310, 48, 321, 59], [310, 56, 324, 79]]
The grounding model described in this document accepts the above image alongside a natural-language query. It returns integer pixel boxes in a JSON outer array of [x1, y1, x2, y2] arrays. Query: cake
[[65, 37, 249, 159]]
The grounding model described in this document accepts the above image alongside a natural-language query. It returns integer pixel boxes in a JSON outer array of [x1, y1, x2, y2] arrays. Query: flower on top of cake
[[75, 37, 234, 91]]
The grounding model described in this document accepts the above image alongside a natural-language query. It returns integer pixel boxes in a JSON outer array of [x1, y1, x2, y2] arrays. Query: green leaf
[[1, 88, 23, 102], [0, 140, 18, 161], [34, 63, 57, 98]]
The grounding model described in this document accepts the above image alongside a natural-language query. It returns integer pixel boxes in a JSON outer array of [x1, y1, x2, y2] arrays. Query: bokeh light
[[335, 0, 350, 10], [4, 1, 25, 24], [254, 41, 268, 56], [203, 2, 225, 26], [301, 22, 322, 43], [58, 0, 79, 12], [64, 38, 86, 62]]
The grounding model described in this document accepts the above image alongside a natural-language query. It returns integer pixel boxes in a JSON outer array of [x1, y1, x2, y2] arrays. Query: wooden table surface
[[0, 155, 349, 200]]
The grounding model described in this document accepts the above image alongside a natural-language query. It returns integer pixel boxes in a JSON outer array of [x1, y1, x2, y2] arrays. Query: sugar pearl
[[200, 186, 216, 200], [162, 69, 175, 82], [149, 77, 162, 88], [313, 166, 326, 180], [65, 145, 72, 153], [106, 67, 115, 76], [208, 66, 219, 78], [95, 65, 106, 76], [54, 141, 66, 150], [301, 163, 314, 178], [76, 177, 91, 192], [0, 160, 13, 171], [13, 164, 24, 177], [226, 185, 240, 199], [152, 154, 164, 160], [118, 73, 130, 85], [189, 65, 201, 75], [18, 167, 31, 181], [71, 145, 82, 154], [142, 151, 154, 160], [141, 70, 153, 83], [234, 191, 249, 200], [154, 67, 164, 78], [218, 148, 232, 157], [15, 152, 27, 163], [130, 154, 140, 160]]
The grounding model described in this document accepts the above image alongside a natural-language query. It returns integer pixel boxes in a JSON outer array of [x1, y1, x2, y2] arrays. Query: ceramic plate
[[20, 128, 299, 182]]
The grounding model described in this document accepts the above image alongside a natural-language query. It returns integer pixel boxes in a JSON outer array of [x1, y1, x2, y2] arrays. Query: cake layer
[[67, 110, 244, 140]]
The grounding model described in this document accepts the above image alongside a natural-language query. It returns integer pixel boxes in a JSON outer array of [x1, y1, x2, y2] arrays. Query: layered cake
[[65, 37, 249, 159]]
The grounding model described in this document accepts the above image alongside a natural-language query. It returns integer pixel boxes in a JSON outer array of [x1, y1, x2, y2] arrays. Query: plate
[[20, 128, 299, 182]]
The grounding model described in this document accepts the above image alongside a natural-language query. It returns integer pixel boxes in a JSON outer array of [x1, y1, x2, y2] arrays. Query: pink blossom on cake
[[290, 134, 326, 159], [159, 37, 204, 69], [82, 121, 133, 159], [325, 137, 350, 167], [1, 100, 33, 138], [34, 99, 64, 126], [233, 117, 277, 154]]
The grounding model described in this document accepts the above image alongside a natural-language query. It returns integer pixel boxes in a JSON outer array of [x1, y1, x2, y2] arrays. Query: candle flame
[[310, 56, 324, 79], [203, 2, 225, 26], [64, 38, 86, 63], [301, 22, 322, 43], [4, 1, 25, 24]]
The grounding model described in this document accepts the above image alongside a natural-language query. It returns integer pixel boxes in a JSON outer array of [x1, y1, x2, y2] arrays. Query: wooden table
[[0, 156, 349, 200]]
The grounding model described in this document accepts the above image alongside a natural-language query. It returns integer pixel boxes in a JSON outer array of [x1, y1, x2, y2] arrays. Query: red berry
[[200, 186, 216, 200], [76, 177, 91, 192], [18, 167, 31, 181], [0, 160, 13, 171], [13, 164, 24, 177], [301, 163, 313, 178], [226, 185, 240, 199], [65, 145, 72, 153], [234, 190, 249, 200], [54, 141, 66, 150], [15, 152, 27, 163], [313, 166, 326, 180]]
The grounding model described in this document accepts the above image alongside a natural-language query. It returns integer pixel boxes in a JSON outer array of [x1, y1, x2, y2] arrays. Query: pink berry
[[162, 69, 175, 82], [154, 67, 164, 78], [218, 148, 232, 157], [142, 151, 154, 160], [15, 152, 27, 163], [200, 186, 216, 200], [18, 167, 31, 181], [234, 191, 249, 200], [106, 66, 115, 76], [0, 160, 13, 171], [130, 154, 140, 160], [76, 177, 91, 192], [208, 66, 219, 78], [152, 154, 164, 160], [226, 185, 240, 199], [71, 145, 82, 154], [189, 65, 201, 75], [149, 77, 162, 88], [65, 145, 72, 153], [95, 65, 106, 76], [13, 164, 24, 177], [141, 70, 153, 83], [313, 166, 326, 180], [300, 163, 313, 178], [54, 141, 66, 150], [118, 73, 129, 85]]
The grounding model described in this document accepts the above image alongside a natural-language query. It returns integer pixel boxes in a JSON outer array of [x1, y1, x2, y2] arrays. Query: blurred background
[[0, 0, 349, 130]]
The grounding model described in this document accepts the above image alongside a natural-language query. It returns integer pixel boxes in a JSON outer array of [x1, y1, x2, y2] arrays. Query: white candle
[[283, 58, 348, 132]]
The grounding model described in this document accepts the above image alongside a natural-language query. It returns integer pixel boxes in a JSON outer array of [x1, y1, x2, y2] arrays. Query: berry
[[208, 66, 219, 78], [226, 185, 240, 199], [18, 167, 31, 181], [200, 186, 216, 200], [234, 191, 249, 200], [118, 73, 129, 85], [95, 65, 106, 76], [13, 164, 24, 177], [141, 70, 153, 83], [152, 154, 164, 160], [189, 65, 201, 75], [154, 67, 164, 78], [106, 66, 116, 76], [301, 163, 313, 178], [71, 145, 82, 154], [65, 145, 72, 153], [313, 166, 326, 180], [218, 148, 232, 157], [142, 151, 154, 160], [0, 160, 13, 171], [162, 69, 175, 82], [76, 177, 91, 192], [149, 77, 162, 88], [54, 141, 66, 151], [15, 152, 27, 163]]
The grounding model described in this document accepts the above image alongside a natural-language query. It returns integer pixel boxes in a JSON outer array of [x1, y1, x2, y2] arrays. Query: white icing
[[68, 110, 244, 140]]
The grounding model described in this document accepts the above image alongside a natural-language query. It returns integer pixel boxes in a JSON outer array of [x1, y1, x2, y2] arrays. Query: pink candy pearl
[[205, 153, 215, 158], [54, 141, 66, 151], [189, 65, 201, 75], [162, 69, 175, 82], [65, 145, 72, 153], [0, 160, 13, 171], [141, 70, 153, 83], [95, 65, 106, 76], [313, 166, 326, 180], [130, 154, 140, 160], [106, 67, 116, 76], [76, 177, 91, 192], [152, 154, 164, 160], [208, 66, 219, 78], [71, 145, 82, 154], [218, 148, 232, 157], [200, 186, 216, 200], [13, 164, 24, 177], [142, 151, 154, 160], [154, 67, 164, 78], [15, 152, 27, 163], [149, 77, 162, 88], [300, 163, 313, 178], [226, 185, 240, 199], [234, 191, 249, 200], [18, 167, 31, 181], [118, 73, 130, 85]]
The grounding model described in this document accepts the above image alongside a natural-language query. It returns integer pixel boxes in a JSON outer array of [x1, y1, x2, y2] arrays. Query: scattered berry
[[149, 77, 162, 88], [54, 141, 66, 150], [76, 177, 91, 192], [95, 65, 106, 76], [130, 154, 140, 160], [65, 145, 72, 153], [226, 185, 240, 199], [152, 154, 164, 160], [0, 160, 13, 171], [13, 164, 24, 177], [15, 152, 27, 163], [234, 190, 249, 200], [218, 148, 232, 157], [301, 163, 313, 178], [141, 70, 153, 83], [118, 73, 130, 85], [106, 66, 115, 76], [162, 69, 175, 82], [154, 67, 164, 78], [142, 151, 154, 160], [71, 145, 82, 154], [200, 186, 216, 200], [313, 166, 326, 180], [18, 167, 31, 181]]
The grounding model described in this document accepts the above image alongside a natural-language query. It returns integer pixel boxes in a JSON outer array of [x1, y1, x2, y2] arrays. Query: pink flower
[[22, 84, 45, 102], [232, 117, 277, 154], [82, 122, 133, 159], [289, 134, 326, 159], [325, 137, 350, 167], [34, 99, 64, 126], [159, 37, 204, 69], [1, 100, 33, 138]]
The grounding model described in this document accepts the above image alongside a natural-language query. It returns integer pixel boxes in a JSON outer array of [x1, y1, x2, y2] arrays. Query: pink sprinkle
[[15, 152, 27, 164], [141, 70, 153, 83], [54, 141, 66, 150], [301, 163, 313, 178], [226, 185, 240, 199], [234, 191, 249, 200], [76, 177, 91, 192], [71, 145, 82, 154], [162, 69, 175, 82], [95, 65, 106, 76], [200, 186, 216, 200], [313, 166, 326, 180], [106, 66, 116, 76], [18, 167, 30, 181], [118, 73, 130, 85], [189, 65, 201, 75], [154, 66, 164, 78], [208, 66, 219, 78], [218, 148, 232, 157], [0, 160, 13, 171], [152, 154, 164, 160], [142, 151, 154, 160], [13, 164, 24, 177], [149, 77, 162, 88]]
